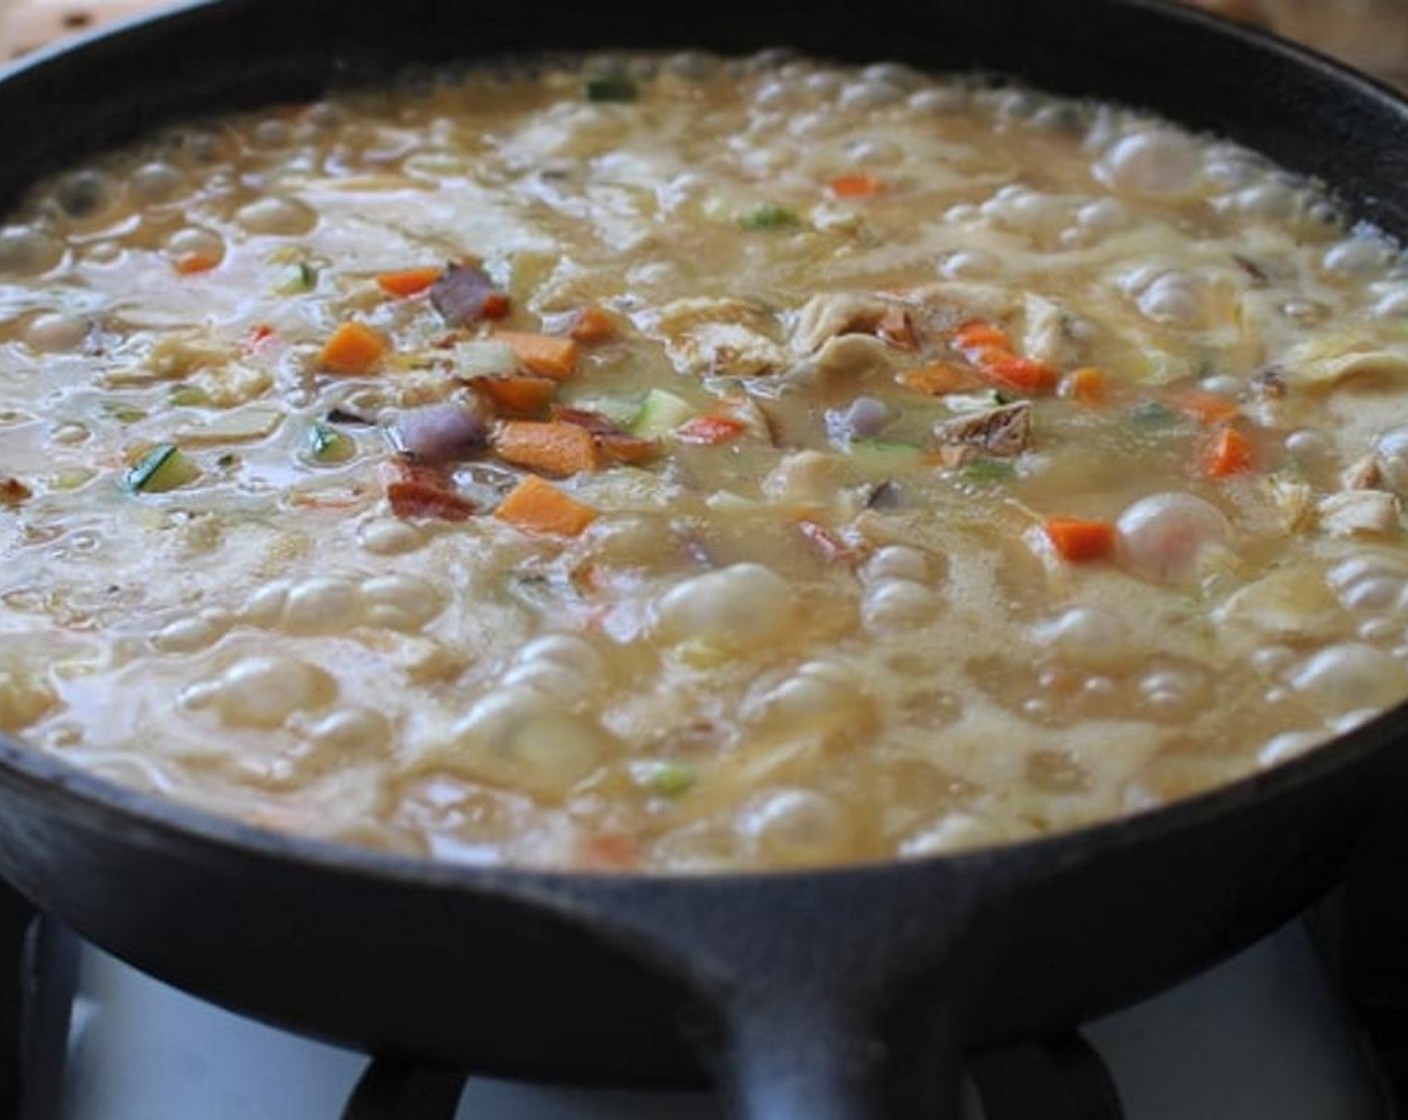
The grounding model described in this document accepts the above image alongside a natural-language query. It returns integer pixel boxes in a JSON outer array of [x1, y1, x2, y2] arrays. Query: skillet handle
[[714, 978, 965, 1120]]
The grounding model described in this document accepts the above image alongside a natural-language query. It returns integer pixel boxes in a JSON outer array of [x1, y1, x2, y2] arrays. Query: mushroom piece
[[932, 401, 1032, 458]]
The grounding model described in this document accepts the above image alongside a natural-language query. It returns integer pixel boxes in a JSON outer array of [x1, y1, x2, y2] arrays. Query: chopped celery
[[677, 639, 729, 669], [739, 204, 800, 231], [585, 72, 638, 102], [1126, 401, 1180, 430], [631, 760, 697, 797], [453, 340, 518, 378], [273, 261, 316, 295], [306, 422, 355, 464], [943, 389, 1006, 414], [849, 438, 922, 473], [632, 388, 693, 438], [566, 394, 646, 429], [506, 573, 577, 612], [169, 385, 211, 407], [960, 457, 1016, 483], [126, 443, 198, 493]]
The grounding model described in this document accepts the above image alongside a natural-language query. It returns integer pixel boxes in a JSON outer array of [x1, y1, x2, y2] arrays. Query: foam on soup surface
[[2, 53, 1407, 870]]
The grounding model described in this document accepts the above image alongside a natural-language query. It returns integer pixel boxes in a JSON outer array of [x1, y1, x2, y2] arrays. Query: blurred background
[[1, 0, 1408, 90]]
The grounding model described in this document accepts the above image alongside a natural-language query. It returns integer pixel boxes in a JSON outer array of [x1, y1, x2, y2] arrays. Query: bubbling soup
[[3, 52, 1408, 871]]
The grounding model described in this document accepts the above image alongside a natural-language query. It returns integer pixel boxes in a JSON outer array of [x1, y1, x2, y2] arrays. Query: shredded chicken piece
[[762, 450, 847, 503], [808, 334, 897, 381], [1319, 490, 1401, 538], [933, 401, 1033, 457], [791, 292, 892, 353], [1022, 294, 1075, 368], [1263, 474, 1316, 534], [188, 362, 273, 409], [790, 291, 917, 356], [1342, 454, 1386, 491], [105, 328, 235, 387], [648, 297, 787, 377], [653, 296, 774, 335]]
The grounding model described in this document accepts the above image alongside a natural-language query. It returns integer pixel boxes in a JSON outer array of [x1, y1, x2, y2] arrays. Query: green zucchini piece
[[126, 443, 199, 493], [632, 388, 694, 439]]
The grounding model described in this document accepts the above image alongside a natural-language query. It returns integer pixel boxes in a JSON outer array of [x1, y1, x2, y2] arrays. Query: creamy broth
[[3, 53, 1408, 871]]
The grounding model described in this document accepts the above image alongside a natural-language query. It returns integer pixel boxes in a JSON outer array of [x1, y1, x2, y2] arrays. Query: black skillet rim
[[0, 0, 1406, 896]]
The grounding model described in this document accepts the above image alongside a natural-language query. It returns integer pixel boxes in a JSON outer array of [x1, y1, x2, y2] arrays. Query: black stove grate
[[339, 1034, 1127, 1120], [0, 882, 30, 1119], [343, 1058, 468, 1120]]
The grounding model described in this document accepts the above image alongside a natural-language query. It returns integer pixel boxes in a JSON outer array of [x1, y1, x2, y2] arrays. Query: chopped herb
[[637, 760, 697, 797], [960, 457, 1016, 482], [1126, 400, 1180, 430], [866, 480, 902, 509], [325, 406, 375, 427], [215, 452, 240, 469], [306, 422, 355, 464], [273, 261, 317, 295], [739, 204, 800, 231], [585, 71, 638, 102], [506, 572, 573, 611], [169, 386, 211, 407], [125, 443, 198, 494], [1232, 254, 1269, 287]]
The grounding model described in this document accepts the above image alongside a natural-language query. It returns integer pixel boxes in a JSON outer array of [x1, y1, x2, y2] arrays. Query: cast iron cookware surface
[[1, 2, 1407, 1117]]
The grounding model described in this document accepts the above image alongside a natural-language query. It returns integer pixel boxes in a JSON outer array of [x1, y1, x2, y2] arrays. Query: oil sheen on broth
[[2, 53, 1407, 872]]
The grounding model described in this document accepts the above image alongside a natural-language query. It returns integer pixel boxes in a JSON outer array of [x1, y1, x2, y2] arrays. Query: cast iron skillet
[[1, 1, 1407, 1116]]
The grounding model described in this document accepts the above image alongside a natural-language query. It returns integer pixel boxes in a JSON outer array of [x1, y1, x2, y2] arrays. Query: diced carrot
[[596, 432, 662, 465], [569, 305, 618, 343], [494, 330, 580, 380], [1065, 367, 1108, 407], [1175, 390, 1241, 426], [481, 292, 511, 320], [829, 174, 883, 198], [174, 251, 220, 275], [494, 420, 601, 476], [544, 407, 660, 464], [982, 354, 1059, 395], [1206, 425, 1255, 478], [376, 267, 443, 298], [495, 474, 598, 537], [675, 415, 748, 445], [953, 320, 1013, 355], [247, 323, 275, 349], [320, 321, 388, 375], [897, 362, 980, 396], [1043, 517, 1116, 562], [471, 375, 557, 416]]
